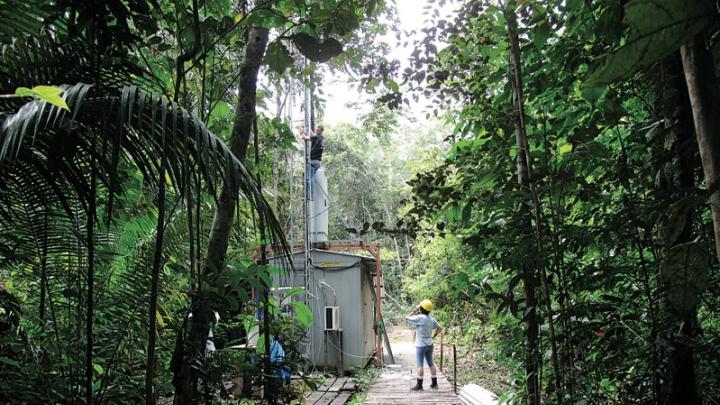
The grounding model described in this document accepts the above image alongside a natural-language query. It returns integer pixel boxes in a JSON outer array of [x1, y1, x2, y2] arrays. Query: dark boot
[[430, 377, 438, 390], [411, 378, 423, 391]]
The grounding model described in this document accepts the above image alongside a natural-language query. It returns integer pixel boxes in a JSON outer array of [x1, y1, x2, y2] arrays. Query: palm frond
[[0, 83, 290, 258], [0, 164, 79, 266], [1, 37, 152, 113], [0, 0, 53, 44]]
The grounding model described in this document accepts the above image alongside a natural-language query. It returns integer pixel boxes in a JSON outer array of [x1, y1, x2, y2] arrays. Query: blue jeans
[[416, 345, 434, 368], [307, 160, 321, 199]]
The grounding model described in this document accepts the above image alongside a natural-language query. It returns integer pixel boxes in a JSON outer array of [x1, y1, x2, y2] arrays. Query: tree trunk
[[39, 209, 48, 324], [669, 34, 720, 405], [86, 135, 97, 405], [172, 26, 269, 405], [145, 151, 167, 405], [681, 34, 720, 259], [504, 5, 540, 404], [654, 53, 699, 404]]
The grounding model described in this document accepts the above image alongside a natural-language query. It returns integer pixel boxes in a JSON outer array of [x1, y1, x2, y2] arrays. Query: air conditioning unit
[[324, 306, 340, 331]]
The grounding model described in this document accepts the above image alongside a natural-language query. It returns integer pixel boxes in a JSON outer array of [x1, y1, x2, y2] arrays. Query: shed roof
[[269, 249, 376, 274], [270, 248, 375, 262]]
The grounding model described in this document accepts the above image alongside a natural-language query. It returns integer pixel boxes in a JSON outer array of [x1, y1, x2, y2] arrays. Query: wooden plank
[[327, 378, 347, 392], [306, 392, 325, 404], [307, 376, 343, 405], [362, 367, 460, 405], [340, 380, 356, 391], [305, 375, 335, 398], [314, 393, 338, 405], [315, 376, 337, 393], [329, 392, 353, 405]]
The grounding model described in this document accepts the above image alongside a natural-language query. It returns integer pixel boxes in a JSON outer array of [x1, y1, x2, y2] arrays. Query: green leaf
[[558, 143, 573, 155], [387, 79, 400, 92], [282, 287, 306, 300], [93, 363, 104, 375], [0, 356, 20, 368], [256, 333, 265, 354], [586, 0, 713, 86], [291, 301, 313, 327], [532, 21, 551, 50], [263, 41, 294, 74], [658, 196, 705, 247], [581, 85, 607, 105], [660, 240, 709, 316], [472, 174, 496, 191], [15, 86, 70, 111], [206, 0, 231, 16], [292, 33, 344, 63], [209, 101, 232, 120]]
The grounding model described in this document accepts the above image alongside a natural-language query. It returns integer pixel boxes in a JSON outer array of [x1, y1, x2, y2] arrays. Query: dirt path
[[386, 326, 416, 367]]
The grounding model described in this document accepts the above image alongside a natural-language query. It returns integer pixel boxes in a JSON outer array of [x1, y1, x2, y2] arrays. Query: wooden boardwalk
[[363, 366, 460, 405], [305, 377, 357, 405]]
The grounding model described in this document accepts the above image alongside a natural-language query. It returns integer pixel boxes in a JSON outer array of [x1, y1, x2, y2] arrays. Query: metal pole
[[302, 66, 313, 359], [453, 344, 457, 394], [303, 77, 312, 294]]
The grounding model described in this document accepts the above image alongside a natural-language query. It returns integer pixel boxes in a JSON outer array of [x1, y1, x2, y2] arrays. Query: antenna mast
[[302, 63, 313, 354]]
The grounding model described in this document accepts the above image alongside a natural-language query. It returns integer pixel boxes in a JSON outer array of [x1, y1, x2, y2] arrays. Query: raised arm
[[406, 305, 420, 320]]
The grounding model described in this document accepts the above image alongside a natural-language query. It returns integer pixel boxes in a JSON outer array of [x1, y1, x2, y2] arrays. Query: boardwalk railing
[[438, 332, 458, 394]]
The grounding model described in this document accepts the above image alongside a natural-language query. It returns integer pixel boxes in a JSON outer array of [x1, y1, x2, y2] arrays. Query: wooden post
[[440, 332, 444, 371], [453, 345, 457, 395], [324, 330, 328, 373], [372, 246, 383, 367], [338, 330, 344, 375]]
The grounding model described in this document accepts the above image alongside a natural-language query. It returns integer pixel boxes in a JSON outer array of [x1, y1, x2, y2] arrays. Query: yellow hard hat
[[419, 299, 433, 312]]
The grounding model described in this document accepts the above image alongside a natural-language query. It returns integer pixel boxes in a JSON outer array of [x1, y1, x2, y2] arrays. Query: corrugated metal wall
[[270, 249, 377, 372]]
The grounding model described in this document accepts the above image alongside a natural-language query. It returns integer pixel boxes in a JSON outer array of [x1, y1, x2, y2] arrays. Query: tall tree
[[587, 2, 719, 401], [172, 25, 269, 404], [656, 53, 703, 405], [680, 34, 720, 260], [674, 32, 720, 405], [503, 4, 540, 403], [403, 0, 720, 402]]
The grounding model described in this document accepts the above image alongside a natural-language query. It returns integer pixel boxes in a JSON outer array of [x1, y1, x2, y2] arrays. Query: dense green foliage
[[399, 0, 720, 403], [1, 0, 720, 404], [0, 0, 388, 403]]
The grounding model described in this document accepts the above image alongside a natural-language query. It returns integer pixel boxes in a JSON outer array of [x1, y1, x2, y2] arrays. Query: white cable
[[326, 336, 376, 360], [319, 281, 336, 298], [310, 282, 324, 369]]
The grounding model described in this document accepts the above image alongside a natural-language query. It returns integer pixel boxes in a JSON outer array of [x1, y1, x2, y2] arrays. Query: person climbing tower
[[406, 299, 443, 391], [299, 125, 325, 199]]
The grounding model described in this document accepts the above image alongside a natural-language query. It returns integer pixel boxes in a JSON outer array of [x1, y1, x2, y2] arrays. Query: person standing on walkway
[[406, 299, 442, 391]]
